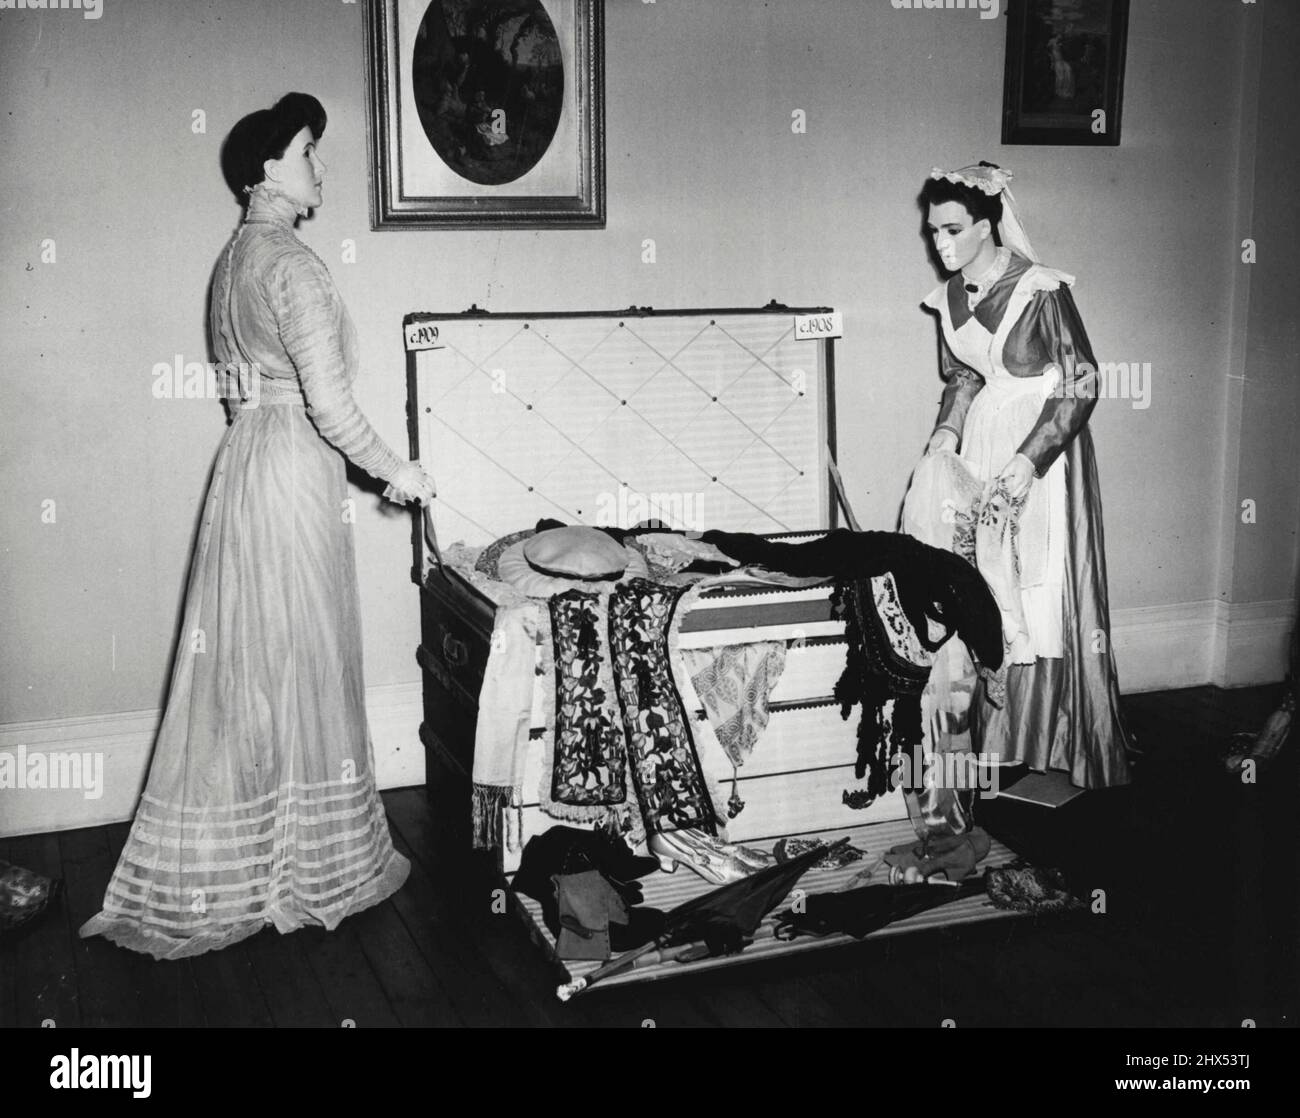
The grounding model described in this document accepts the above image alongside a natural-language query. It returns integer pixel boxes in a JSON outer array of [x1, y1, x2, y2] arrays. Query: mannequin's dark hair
[[220, 93, 327, 205], [919, 161, 1003, 243]]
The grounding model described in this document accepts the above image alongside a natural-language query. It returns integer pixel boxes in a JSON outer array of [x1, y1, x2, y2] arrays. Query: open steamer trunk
[[405, 305, 1022, 990]]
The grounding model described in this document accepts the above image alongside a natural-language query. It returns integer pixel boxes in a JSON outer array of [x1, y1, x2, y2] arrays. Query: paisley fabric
[[681, 641, 787, 769]]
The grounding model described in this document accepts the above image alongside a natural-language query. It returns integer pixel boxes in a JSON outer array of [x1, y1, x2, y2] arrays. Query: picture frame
[[364, 0, 605, 228], [1001, 0, 1129, 147]]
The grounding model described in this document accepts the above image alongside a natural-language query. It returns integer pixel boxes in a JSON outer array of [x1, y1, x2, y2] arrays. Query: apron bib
[[935, 269, 1067, 661]]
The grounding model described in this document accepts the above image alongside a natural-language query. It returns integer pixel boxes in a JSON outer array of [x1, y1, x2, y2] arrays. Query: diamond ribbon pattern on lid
[[414, 312, 829, 546]]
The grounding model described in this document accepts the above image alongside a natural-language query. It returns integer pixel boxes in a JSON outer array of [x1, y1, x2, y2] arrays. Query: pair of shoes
[[647, 829, 754, 885], [718, 839, 777, 871]]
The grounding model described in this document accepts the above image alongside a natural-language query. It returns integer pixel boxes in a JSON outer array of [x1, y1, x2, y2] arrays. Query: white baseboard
[[1217, 598, 1296, 687], [0, 682, 425, 840], [1110, 601, 1217, 693], [1110, 598, 1294, 692], [2, 600, 1292, 839]]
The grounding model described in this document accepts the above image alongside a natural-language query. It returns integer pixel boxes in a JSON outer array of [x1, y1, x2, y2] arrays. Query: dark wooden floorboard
[[347, 899, 461, 1028], [927, 923, 1043, 1028], [186, 937, 274, 1027], [295, 919, 402, 1029], [691, 973, 791, 1028], [384, 788, 569, 1028], [2, 684, 1295, 1026], [241, 926, 336, 1028], [0, 833, 17, 1028], [58, 825, 168, 1028], [8, 830, 78, 1028], [566, 974, 718, 1029], [784, 940, 921, 1027], [385, 822, 549, 1026], [99, 823, 207, 1028], [750, 966, 847, 1028]]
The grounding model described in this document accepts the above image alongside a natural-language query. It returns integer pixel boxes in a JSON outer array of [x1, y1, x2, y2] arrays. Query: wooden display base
[[512, 817, 1024, 993]]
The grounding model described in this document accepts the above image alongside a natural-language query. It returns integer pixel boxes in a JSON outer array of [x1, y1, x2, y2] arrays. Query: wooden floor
[[3, 683, 1296, 1028]]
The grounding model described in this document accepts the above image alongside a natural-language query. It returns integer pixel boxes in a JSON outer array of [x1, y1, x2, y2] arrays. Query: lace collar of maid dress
[[945, 249, 1032, 334]]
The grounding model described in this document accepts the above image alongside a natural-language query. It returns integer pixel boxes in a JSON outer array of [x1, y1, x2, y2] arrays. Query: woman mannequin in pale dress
[[911, 163, 1131, 791], [80, 94, 436, 959]]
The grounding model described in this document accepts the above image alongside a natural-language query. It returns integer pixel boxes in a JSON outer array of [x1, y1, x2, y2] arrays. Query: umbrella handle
[[556, 977, 587, 1002]]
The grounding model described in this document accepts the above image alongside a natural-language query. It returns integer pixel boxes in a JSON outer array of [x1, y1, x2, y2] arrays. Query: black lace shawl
[[700, 529, 1003, 801]]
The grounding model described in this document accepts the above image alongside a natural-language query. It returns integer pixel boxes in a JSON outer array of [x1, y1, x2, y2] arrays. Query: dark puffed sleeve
[[934, 329, 985, 443], [268, 249, 404, 483], [1014, 285, 1098, 476]]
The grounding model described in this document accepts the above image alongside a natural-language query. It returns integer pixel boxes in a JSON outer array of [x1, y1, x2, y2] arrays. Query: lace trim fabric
[[78, 777, 409, 960], [547, 591, 631, 809], [243, 179, 309, 220], [832, 574, 932, 808], [542, 579, 717, 837], [609, 579, 717, 835]]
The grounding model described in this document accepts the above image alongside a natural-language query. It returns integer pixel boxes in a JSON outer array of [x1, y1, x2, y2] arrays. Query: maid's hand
[[997, 453, 1036, 500]]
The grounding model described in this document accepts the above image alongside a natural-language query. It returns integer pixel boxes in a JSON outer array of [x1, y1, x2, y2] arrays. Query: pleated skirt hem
[[77, 851, 411, 961]]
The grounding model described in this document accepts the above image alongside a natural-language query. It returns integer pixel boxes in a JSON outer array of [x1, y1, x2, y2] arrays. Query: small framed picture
[[365, 0, 605, 228], [1001, 0, 1130, 146]]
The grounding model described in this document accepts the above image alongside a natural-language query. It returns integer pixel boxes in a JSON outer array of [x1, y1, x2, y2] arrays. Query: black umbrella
[[772, 875, 986, 941], [557, 838, 847, 1000]]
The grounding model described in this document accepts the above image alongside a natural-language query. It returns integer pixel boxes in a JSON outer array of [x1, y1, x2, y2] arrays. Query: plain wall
[[1, 0, 1295, 737], [1232, 0, 1300, 605]]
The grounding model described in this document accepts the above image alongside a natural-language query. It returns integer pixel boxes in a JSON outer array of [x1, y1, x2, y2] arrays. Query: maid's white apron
[[925, 267, 1070, 664]]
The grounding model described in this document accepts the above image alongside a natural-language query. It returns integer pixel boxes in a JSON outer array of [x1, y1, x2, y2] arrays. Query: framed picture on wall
[[1001, 0, 1130, 146], [365, 0, 605, 228]]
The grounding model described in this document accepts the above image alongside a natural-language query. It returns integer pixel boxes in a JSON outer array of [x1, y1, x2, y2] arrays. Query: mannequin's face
[[264, 126, 325, 210], [927, 202, 991, 272]]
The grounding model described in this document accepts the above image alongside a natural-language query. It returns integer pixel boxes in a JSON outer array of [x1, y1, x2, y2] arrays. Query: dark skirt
[[971, 426, 1132, 787]]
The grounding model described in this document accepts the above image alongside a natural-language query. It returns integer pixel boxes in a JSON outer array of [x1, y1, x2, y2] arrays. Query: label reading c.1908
[[793, 311, 842, 340]]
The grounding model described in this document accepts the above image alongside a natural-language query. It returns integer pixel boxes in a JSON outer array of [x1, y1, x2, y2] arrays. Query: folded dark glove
[[554, 870, 630, 961]]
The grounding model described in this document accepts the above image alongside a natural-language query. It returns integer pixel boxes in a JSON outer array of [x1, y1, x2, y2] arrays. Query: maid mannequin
[[911, 162, 1132, 790]]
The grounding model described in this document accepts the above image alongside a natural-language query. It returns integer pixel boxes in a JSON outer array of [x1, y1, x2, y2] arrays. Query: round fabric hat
[[497, 539, 648, 599], [522, 526, 632, 580]]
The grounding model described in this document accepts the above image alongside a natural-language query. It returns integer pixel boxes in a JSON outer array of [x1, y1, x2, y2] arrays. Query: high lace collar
[[242, 181, 308, 227], [960, 246, 1012, 311]]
